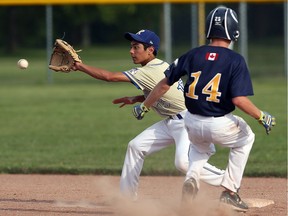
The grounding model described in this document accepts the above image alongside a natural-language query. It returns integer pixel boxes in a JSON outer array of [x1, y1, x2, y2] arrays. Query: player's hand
[[133, 103, 150, 120], [258, 111, 276, 135], [113, 97, 135, 108], [71, 62, 81, 71]]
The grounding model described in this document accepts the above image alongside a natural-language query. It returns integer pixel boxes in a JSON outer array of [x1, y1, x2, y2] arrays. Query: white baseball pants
[[120, 111, 225, 199], [184, 112, 255, 193]]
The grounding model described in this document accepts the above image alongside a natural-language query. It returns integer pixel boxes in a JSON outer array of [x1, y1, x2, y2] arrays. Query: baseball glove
[[49, 39, 82, 72]]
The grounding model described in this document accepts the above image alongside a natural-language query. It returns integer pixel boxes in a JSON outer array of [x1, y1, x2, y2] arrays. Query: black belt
[[169, 113, 183, 120]]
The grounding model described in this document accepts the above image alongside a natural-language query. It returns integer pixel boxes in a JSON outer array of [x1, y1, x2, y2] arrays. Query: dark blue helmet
[[205, 7, 240, 41]]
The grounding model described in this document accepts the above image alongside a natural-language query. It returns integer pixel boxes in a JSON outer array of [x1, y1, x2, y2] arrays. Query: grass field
[[0, 46, 286, 177]]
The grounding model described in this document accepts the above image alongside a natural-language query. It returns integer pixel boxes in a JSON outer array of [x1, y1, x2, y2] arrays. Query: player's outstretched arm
[[72, 62, 130, 82], [232, 96, 276, 134], [113, 95, 145, 108]]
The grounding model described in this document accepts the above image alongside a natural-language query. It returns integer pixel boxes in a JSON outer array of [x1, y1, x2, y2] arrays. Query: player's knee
[[174, 158, 188, 173], [127, 138, 143, 153], [245, 132, 255, 152], [127, 139, 138, 150], [249, 131, 255, 144]]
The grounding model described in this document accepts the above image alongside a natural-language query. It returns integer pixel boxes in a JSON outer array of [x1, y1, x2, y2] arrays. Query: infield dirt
[[0, 175, 286, 216]]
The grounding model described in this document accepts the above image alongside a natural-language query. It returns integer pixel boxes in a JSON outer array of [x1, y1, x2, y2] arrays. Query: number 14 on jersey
[[186, 71, 222, 103]]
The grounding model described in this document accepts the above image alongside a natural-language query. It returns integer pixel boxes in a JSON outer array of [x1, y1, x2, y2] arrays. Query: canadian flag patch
[[206, 52, 219, 61]]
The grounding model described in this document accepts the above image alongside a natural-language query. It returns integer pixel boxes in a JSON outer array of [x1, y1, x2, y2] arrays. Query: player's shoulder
[[146, 58, 169, 68], [208, 45, 242, 57], [200, 45, 245, 61], [142, 58, 169, 73], [124, 58, 168, 75]]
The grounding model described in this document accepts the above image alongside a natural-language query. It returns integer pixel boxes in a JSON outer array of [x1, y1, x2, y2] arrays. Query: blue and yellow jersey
[[165, 45, 254, 117]]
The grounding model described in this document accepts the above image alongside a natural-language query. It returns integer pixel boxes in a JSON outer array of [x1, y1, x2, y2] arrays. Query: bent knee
[[246, 131, 255, 150], [127, 138, 147, 156], [174, 159, 188, 173], [127, 139, 140, 151]]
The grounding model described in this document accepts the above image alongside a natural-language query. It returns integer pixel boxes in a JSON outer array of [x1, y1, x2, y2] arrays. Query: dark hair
[[143, 43, 158, 56]]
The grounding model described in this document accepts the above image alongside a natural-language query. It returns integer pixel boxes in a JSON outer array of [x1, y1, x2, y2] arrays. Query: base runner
[[136, 8, 276, 211]]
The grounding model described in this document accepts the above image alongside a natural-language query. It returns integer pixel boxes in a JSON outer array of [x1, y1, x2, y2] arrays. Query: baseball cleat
[[182, 178, 198, 203], [219, 190, 248, 212]]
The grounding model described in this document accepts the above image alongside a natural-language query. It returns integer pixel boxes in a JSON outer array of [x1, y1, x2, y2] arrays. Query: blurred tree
[[53, 4, 140, 47], [0, 7, 22, 53], [0, 3, 284, 53], [6, 7, 17, 53], [54, 5, 99, 46], [88, 4, 162, 45], [248, 3, 284, 41], [0, 6, 46, 53]]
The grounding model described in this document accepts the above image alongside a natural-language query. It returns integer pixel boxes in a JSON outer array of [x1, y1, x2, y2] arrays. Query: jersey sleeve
[[123, 68, 145, 90], [123, 60, 171, 92], [165, 52, 191, 86], [229, 55, 254, 97]]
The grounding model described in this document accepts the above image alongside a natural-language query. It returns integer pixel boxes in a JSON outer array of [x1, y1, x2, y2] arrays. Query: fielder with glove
[[49, 39, 82, 72], [53, 29, 226, 200]]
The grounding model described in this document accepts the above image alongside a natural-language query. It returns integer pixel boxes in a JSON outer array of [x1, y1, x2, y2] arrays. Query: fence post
[[46, 5, 53, 84], [164, 3, 172, 63]]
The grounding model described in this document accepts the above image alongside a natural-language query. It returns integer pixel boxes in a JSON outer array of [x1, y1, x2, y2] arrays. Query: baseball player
[[70, 29, 225, 200], [134, 8, 276, 211]]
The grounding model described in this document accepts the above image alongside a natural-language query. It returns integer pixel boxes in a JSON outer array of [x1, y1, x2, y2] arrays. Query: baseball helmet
[[205, 7, 240, 41]]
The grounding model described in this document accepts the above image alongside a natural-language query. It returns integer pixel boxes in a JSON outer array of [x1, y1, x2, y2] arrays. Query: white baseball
[[17, 59, 29, 69]]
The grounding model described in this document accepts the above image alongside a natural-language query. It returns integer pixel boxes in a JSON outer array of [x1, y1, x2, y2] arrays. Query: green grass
[[0, 46, 286, 177]]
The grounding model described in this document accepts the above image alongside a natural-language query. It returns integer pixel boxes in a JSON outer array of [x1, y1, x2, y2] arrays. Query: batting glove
[[258, 111, 276, 135], [133, 103, 150, 120]]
